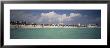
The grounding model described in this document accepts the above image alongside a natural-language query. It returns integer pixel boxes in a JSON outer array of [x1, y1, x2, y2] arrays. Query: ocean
[[10, 28, 101, 39]]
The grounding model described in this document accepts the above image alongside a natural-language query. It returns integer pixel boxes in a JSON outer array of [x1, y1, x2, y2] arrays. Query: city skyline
[[10, 10, 101, 26]]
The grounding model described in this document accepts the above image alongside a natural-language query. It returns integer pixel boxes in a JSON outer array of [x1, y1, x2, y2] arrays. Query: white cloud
[[41, 11, 58, 18], [69, 13, 81, 18], [39, 11, 81, 24]]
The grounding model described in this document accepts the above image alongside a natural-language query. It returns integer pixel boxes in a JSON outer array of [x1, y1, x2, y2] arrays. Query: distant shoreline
[[10, 25, 101, 28]]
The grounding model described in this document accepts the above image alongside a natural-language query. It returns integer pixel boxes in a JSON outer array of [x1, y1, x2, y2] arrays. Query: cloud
[[69, 13, 81, 18], [41, 11, 57, 18], [39, 11, 81, 24]]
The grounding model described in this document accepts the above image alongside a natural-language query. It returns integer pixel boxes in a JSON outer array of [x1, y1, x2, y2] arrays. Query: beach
[[10, 25, 100, 28]]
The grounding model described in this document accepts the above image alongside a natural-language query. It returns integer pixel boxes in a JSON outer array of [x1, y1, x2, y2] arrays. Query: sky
[[10, 10, 101, 25]]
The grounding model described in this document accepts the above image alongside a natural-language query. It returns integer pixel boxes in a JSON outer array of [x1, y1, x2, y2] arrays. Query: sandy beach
[[10, 25, 100, 28]]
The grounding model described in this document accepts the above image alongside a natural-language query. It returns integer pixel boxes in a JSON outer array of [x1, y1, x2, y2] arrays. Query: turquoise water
[[10, 28, 101, 39]]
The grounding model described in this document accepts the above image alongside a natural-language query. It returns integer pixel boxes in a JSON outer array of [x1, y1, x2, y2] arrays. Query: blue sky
[[10, 10, 101, 25]]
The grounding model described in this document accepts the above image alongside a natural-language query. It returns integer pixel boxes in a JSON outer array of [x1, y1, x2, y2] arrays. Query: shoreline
[[10, 25, 101, 28]]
